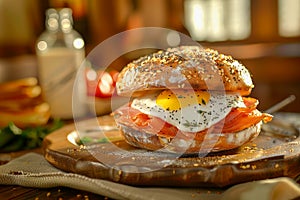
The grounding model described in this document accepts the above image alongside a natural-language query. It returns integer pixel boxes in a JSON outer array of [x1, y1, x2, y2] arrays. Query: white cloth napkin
[[0, 153, 300, 200]]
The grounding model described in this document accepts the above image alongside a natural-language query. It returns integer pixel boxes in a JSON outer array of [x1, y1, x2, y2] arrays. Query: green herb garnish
[[0, 119, 63, 152]]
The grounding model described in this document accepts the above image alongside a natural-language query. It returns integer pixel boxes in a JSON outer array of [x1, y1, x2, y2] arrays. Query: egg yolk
[[156, 90, 210, 111]]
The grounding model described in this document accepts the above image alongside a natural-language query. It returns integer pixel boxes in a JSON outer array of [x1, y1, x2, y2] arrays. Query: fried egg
[[131, 90, 246, 132]]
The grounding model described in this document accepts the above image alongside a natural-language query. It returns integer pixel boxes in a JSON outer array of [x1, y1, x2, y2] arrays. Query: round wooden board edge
[[42, 115, 300, 187]]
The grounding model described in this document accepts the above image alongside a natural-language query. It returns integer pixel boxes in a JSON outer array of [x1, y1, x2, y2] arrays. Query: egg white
[[131, 91, 246, 133]]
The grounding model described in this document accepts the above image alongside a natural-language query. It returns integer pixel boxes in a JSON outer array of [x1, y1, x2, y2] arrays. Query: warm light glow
[[37, 41, 48, 51], [101, 72, 113, 86], [61, 18, 72, 32], [73, 38, 85, 49], [278, 0, 300, 37], [184, 0, 206, 41], [99, 72, 113, 94], [227, 0, 251, 40], [47, 17, 59, 31], [99, 81, 112, 94], [207, 0, 226, 41], [184, 0, 251, 41]]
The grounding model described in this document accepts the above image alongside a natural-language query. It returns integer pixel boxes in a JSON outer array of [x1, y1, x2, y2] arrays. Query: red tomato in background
[[85, 68, 119, 98], [109, 70, 119, 87]]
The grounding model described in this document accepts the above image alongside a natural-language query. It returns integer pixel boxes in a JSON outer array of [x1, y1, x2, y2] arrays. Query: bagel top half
[[116, 46, 253, 97]]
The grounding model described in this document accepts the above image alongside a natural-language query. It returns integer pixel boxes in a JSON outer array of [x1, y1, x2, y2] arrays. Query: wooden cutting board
[[43, 115, 300, 187]]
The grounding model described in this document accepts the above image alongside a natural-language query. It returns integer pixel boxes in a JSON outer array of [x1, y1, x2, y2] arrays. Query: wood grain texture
[[0, 185, 111, 200], [43, 115, 300, 188]]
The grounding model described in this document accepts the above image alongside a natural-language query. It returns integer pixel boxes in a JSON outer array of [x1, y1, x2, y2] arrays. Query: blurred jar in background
[[36, 8, 85, 119]]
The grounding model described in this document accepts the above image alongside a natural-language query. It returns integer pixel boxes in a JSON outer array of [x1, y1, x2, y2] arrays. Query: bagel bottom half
[[117, 121, 262, 154]]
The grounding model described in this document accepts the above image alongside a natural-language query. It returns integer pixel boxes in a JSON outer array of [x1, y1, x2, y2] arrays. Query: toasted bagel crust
[[118, 121, 262, 154], [117, 46, 254, 97]]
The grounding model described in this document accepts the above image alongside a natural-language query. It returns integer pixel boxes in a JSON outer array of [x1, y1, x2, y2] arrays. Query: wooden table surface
[[1, 112, 300, 199], [0, 148, 111, 200], [0, 185, 111, 200]]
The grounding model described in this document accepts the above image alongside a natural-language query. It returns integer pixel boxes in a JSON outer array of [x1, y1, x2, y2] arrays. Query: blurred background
[[0, 0, 299, 112]]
